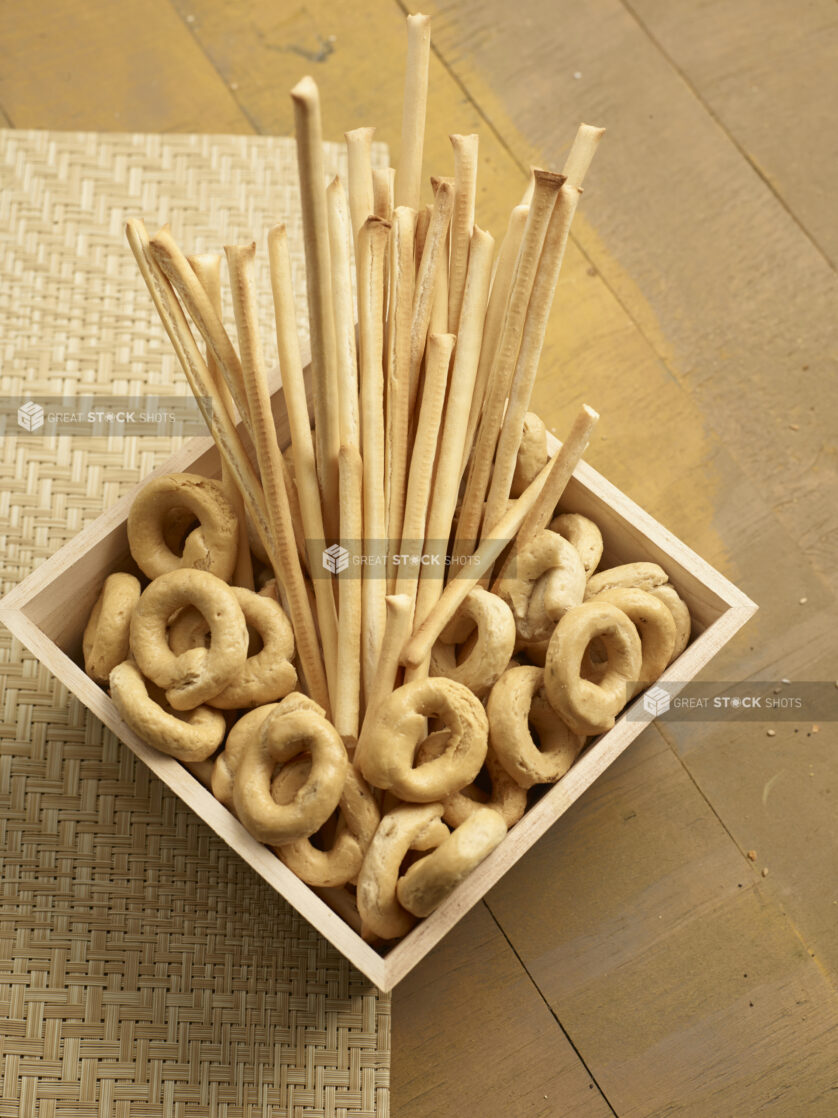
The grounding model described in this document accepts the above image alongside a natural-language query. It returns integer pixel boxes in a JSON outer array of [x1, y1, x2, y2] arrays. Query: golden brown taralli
[[83, 572, 141, 686], [127, 472, 239, 582]]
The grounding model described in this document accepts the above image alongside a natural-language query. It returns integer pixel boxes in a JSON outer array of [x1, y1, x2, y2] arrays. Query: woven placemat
[[0, 129, 390, 1118]]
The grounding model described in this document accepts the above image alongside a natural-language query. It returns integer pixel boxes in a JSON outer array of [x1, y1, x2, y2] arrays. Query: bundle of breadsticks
[[83, 14, 693, 944]]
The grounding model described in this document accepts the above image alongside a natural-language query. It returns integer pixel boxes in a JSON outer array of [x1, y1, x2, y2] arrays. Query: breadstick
[[267, 225, 339, 698], [356, 594, 413, 769], [463, 204, 528, 470], [504, 403, 599, 557], [357, 216, 392, 704], [372, 166, 395, 223], [414, 204, 432, 276], [126, 220, 272, 561], [448, 133, 478, 333], [225, 242, 330, 714], [168, 241, 305, 576], [482, 183, 581, 539], [452, 170, 564, 562], [520, 122, 605, 203], [148, 227, 251, 439], [345, 126, 376, 252], [279, 452, 311, 575], [394, 333, 455, 623], [409, 179, 454, 414], [428, 177, 452, 337], [335, 445, 363, 747], [410, 227, 494, 673], [396, 12, 432, 211], [291, 76, 340, 542], [326, 177, 360, 451], [401, 453, 557, 669], [187, 252, 254, 591], [562, 123, 605, 188], [385, 206, 417, 584]]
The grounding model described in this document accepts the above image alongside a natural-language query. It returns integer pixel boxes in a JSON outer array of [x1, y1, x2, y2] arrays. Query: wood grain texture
[[392, 902, 615, 1118], [423, 0, 838, 596], [626, 0, 838, 267], [487, 730, 838, 1116], [0, 0, 251, 133]]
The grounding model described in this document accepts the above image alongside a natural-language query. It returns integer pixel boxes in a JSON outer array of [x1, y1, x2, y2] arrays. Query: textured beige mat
[[0, 129, 390, 1117]]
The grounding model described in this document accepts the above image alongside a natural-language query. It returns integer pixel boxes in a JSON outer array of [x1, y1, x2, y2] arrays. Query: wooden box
[[0, 378, 757, 991]]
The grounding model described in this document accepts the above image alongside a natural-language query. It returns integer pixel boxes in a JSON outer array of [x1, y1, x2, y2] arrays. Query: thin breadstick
[[187, 252, 254, 591], [357, 216, 392, 704], [267, 225, 339, 698], [159, 237, 304, 575], [148, 227, 251, 438], [503, 403, 599, 558], [385, 206, 417, 584], [401, 453, 558, 669], [409, 180, 454, 414], [448, 133, 478, 333], [396, 13, 432, 211], [414, 204, 432, 276], [335, 445, 363, 747], [126, 220, 271, 559], [562, 123, 605, 188], [356, 594, 413, 768], [159, 235, 306, 576], [291, 76, 340, 542], [225, 242, 330, 714], [279, 451, 311, 574], [345, 126, 376, 252], [326, 176, 360, 451], [394, 332, 455, 622], [482, 183, 581, 539], [520, 123, 605, 202], [372, 166, 395, 222], [452, 170, 564, 562], [410, 227, 494, 672], [462, 204, 528, 469], [428, 177, 452, 337]]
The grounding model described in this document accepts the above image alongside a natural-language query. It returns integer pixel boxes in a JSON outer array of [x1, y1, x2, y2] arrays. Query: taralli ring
[[510, 412, 548, 497], [496, 528, 586, 641], [359, 677, 488, 802], [543, 600, 642, 736], [168, 587, 297, 709], [127, 472, 240, 582], [130, 568, 248, 710], [590, 587, 676, 693], [487, 665, 586, 788], [430, 588, 516, 697], [649, 583, 691, 661], [356, 802, 446, 940], [212, 692, 325, 809], [271, 758, 364, 887], [584, 561, 668, 600], [83, 572, 141, 686], [233, 708, 348, 844], [418, 731, 528, 827], [396, 807, 507, 918], [109, 659, 226, 762], [549, 512, 603, 577]]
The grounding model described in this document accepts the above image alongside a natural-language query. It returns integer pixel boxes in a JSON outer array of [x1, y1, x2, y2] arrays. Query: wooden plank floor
[[2, 1, 836, 1113]]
